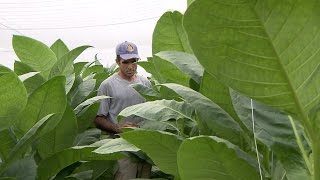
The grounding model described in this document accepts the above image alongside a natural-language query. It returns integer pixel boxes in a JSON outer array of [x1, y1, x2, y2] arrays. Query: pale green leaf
[[12, 35, 57, 78], [118, 100, 194, 123], [152, 11, 191, 86], [187, 0, 196, 7], [37, 145, 124, 180], [232, 91, 310, 180], [74, 95, 111, 114], [137, 57, 161, 82], [18, 72, 39, 82], [50, 39, 69, 59], [74, 62, 88, 77], [82, 65, 104, 78], [155, 51, 203, 83], [73, 128, 101, 146], [13, 61, 45, 94], [131, 83, 161, 101], [121, 130, 183, 176], [93, 138, 140, 154], [65, 73, 75, 94], [16, 76, 67, 134], [161, 83, 243, 144], [37, 105, 78, 159], [0, 114, 54, 174], [1, 155, 37, 180], [76, 104, 99, 133], [69, 77, 96, 108], [178, 136, 260, 180], [49, 45, 91, 78], [184, 0, 320, 129]]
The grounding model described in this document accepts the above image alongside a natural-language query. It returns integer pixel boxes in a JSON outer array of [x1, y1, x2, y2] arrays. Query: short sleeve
[[96, 82, 111, 116]]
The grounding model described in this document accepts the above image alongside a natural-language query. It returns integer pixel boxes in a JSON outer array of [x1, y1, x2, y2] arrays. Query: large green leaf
[[65, 73, 75, 94], [1, 155, 37, 180], [0, 66, 27, 118], [161, 83, 243, 144], [13, 61, 45, 94], [137, 57, 162, 83], [0, 129, 16, 161], [49, 45, 91, 78], [138, 120, 172, 132], [18, 72, 39, 82], [15, 76, 67, 134], [68, 77, 96, 108], [121, 130, 183, 177], [93, 138, 140, 154], [73, 128, 101, 146], [155, 51, 204, 84], [74, 62, 88, 77], [177, 136, 260, 180], [65, 161, 114, 180], [187, 0, 196, 7], [183, 0, 320, 132], [50, 39, 70, 59], [200, 71, 241, 124], [76, 104, 99, 133], [131, 83, 161, 101], [37, 104, 78, 159], [12, 35, 57, 78], [74, 95, 110, 114], [82, 64, 104, 78], [231, 91, 310, 180], [118, 100, 195, 123], [152, 11, 191, 86], [37, 144, 124, 180], [0, 114, 54, 174]]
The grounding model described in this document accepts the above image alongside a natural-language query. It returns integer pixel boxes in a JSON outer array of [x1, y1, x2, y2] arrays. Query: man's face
[[118, 58, 138, 78]]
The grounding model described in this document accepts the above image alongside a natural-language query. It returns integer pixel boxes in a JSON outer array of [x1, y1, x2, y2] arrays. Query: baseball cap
[[116, 41, 140, 60]]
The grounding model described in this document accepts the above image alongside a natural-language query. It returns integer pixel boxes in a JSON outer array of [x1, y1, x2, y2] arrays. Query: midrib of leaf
[[147, 102, 195, 122], [251, 3, 313, 135]]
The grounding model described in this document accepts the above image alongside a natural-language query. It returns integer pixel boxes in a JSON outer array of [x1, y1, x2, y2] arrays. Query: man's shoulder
[[99, 74, 121, 91], [101, 73, 118, 85]]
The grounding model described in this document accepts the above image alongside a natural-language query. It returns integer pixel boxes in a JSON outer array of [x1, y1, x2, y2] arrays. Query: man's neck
[[118, 72, 136, 81]]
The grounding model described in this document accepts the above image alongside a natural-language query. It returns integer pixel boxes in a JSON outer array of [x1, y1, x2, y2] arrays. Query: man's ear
[[116, 59, 120, 65]]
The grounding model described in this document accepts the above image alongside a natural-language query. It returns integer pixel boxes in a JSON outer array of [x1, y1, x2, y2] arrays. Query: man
[[94, 41, 151, 180]]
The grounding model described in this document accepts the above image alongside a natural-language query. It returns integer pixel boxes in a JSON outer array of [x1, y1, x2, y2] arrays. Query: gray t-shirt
[[97, 73, 151, 124]]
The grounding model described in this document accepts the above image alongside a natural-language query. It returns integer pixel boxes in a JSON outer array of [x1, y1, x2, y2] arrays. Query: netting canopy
[[0, 0, 186, 71]]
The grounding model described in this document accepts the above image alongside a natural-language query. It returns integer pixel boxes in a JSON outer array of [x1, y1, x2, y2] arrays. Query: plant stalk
[[288, 116, 312, 173], [312, 140, 320, 180]]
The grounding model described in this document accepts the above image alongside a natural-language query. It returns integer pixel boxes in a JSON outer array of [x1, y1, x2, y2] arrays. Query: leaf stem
[[250, 99, 263, 180], [313, 143, 320, 180], [288, 116, 312, 173]]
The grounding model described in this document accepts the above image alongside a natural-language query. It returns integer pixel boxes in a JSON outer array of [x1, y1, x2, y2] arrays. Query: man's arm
[[94, 115, 121, 134]]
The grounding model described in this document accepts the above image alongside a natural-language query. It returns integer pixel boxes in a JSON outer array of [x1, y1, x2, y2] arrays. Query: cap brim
[[120, 54, 140, 60]]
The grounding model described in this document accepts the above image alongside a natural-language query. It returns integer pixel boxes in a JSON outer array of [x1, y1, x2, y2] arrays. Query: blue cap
[[116, 41, 140, 60]]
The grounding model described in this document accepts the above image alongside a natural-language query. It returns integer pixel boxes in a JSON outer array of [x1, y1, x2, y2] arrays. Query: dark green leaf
[[0, 66, 27, 118]]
